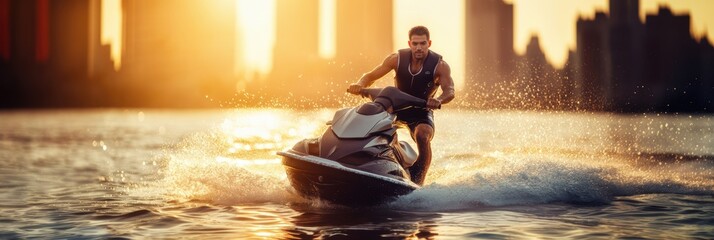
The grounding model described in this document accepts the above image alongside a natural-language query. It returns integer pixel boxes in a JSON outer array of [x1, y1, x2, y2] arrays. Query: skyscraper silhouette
[[335, 0, 393, 84], [47, 0, 95, 106], [572, 0, 712, 112], [518, 35, 559, 109], [264, 0, 326, 103], [608, 0, 644, 111], [645, 7, 699, 112], [121, 0, 237, 107], [698, 37, 714, 111], [0, 0, 8, 106], [1, 0, 104, 107], [575, 12, 610, 111], [1, 0, 42, 107], [464, 0, 515, 103], [0, 0, 8, 61]]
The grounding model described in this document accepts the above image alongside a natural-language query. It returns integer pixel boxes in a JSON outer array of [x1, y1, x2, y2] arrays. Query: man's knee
[[414, 124, 433, 144]]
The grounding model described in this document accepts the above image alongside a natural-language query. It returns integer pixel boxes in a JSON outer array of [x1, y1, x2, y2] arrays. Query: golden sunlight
[[237, 0, 276, 79], [97, 0, 714, 83], [219, 110, 324, 154], [319, 0, 336, 59], [508, 0, 714, 67], [394, 0, 465, 90], [101, 0, 122, 70]]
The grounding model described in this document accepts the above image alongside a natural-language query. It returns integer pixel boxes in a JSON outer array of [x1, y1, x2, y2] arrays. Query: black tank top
[[395, 48, 442, 100]]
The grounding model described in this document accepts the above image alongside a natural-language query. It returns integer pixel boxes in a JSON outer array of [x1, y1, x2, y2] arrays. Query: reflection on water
[[158, 109, 335, 205], [0, 109, 712, 239], [286, 204, 441, 239]]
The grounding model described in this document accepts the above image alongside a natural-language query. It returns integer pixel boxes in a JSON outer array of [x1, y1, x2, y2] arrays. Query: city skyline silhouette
[[0, 0, 712, 112]]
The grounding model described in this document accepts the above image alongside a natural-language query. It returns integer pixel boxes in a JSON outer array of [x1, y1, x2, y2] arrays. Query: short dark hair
[[408, 26, 430, 40]]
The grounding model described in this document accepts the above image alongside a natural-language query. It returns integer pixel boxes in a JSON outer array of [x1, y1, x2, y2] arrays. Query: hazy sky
[[509, 0, 714, 67], [101, 0, 714, 88], [394, 0, 713, 88], [393, 0, 465, 88]]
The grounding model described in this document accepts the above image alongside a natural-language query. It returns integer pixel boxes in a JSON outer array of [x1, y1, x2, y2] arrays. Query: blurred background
[[0, 0, 712, 111]]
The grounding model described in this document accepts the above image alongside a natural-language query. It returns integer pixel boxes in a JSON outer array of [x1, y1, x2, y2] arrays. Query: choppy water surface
[[1, 109, 713, 239]]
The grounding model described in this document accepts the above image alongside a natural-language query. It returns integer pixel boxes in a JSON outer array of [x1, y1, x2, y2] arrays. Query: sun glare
[[394, 0, 465, 91], [319, 0, 336, 59], [237, 0, 276, 80], [509, 0, 714, 67], [101, 0, 122, 70], [98, 0, 713, 84]]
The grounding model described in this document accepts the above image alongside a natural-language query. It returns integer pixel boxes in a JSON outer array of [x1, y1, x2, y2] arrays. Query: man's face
[[408, 35, 431, 60]]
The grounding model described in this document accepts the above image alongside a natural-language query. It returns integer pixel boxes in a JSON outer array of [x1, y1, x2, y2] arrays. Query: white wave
[[390, 154, 714, 211]]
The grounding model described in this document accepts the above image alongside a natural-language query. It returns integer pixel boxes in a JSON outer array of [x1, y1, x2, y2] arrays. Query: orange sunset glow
[[99, 0, 714, 84], [3, 1, 714, 238], [3, 0, 713, 109], [100, 0, 121, 70]]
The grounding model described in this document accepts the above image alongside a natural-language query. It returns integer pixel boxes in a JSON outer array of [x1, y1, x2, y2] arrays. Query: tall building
[[46, 0, 95, 106], [1, 0, 42, 107], [87, 0, 114, 79], [7, 0, 42, 67], [575, 12, 611, 111], [517, 35, 558, 109], [0, 0, 9, 61], [698, 37, 714, 111], [121, 0, 237, 107], [0, 0, 113, 107], [644, 7, 698, 112], [265, 0, 327, 103], [335, 0, 392, 84], [608, 0, 644, 111], [0, 0, 8, 107], [573, 0, 710, 112], [49, 0, 90, 79], [559, 50, 577, 110], [464, 0, 514, 102], [272, 0, 319, 65]]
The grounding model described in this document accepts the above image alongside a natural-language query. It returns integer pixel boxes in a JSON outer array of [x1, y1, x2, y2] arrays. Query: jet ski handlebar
[[357, 88, 383, 100], [350, 87, 440, 110]]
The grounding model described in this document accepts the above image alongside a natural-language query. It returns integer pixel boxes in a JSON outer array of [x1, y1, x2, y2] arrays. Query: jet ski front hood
[[277, 150, 421, 190], [330, 108, 394, 139]]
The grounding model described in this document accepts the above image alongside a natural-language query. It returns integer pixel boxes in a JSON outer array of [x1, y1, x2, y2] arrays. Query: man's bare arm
[[357, 53, 398, 87], [435, 60, 455, 104], [348, 53, 398, 94]]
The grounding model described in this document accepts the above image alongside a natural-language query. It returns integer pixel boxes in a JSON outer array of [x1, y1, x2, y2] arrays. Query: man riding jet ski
[[278, 87, 435, 205]]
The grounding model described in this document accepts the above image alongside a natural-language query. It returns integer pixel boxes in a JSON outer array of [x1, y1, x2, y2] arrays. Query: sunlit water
[[1, 109, 713, 239]]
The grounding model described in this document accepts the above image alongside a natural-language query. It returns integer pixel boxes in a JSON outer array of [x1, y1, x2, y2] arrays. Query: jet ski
[[278, 86, 432, 206]]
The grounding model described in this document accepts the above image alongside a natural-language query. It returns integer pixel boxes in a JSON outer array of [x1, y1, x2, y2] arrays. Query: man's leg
[[409, 123, 434, 185]]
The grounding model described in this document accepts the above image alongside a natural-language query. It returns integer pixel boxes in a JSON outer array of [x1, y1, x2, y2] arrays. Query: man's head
[[408, 26, 431, 60]]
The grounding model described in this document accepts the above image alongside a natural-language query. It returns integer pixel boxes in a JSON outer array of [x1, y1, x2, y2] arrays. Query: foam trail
[[156, 130, 293, 205], [150, 110, 334, 205], [144, 109, 714, 209], [391, 154, 714, 211]]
